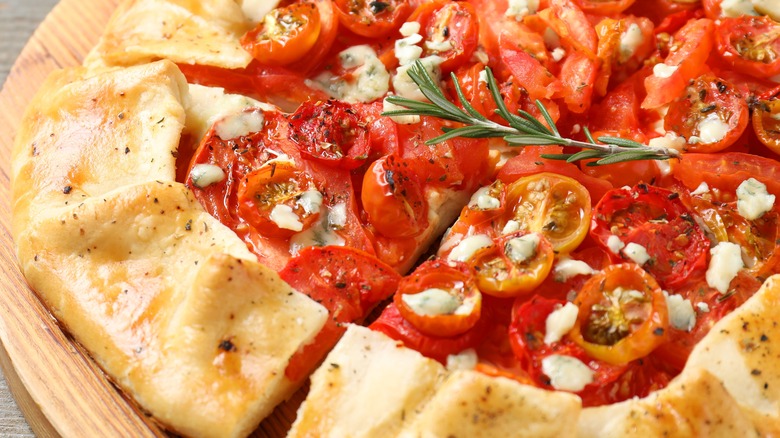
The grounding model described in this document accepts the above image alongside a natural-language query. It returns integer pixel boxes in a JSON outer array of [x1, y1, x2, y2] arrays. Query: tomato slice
[[753, 98, 780, 154], [280, 246, 401, 380], [498, 23, 561, 101], [569, 264, 669, 365], [414, 0, 479, 72], [241, 2, 322, 66], [591, 184, 710, 289], [361, 155, 429, 239], [470, 232, 555, 298], [236, 161, 320, 238], [642, 18, 714, 109], [394, 259, 482, 337], [715, 16, 780, 79], [573, 0, 636, 14], [288, 99, 371, 170], [502, 172, 593, 255], [663, 74, 749, 153], [594, 17, 655, 96], [538, 0, 598, 59], [333, 0, 412, 37], [671, 152, 780, 198]]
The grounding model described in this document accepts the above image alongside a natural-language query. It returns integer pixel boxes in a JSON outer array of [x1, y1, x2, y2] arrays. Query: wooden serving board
[[0, 1, 300, 436]]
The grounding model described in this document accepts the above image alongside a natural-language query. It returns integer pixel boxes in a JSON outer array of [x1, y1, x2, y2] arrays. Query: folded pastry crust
[[12, 60, 328, 438]]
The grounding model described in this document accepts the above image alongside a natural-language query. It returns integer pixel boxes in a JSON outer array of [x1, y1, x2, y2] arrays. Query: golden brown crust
[[84, 0, 252, 70]]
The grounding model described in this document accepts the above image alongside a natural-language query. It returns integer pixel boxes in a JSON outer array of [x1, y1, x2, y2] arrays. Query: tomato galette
[[11, 0, 780, 436]]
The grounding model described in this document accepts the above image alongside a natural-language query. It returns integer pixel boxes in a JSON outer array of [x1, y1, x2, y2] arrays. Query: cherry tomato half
[[470, 232, 555, 298], [503, 172, 593, 255], [715, 16, 780, 79], [361, 155, 429, 239], [237, 161, 320, 238], [590, 184, 710, 289], [333, 0, 412, 37], [394, 259, 482, 337], [241, 2, 322, 66], [753, 98, 780, 154], [459, 180, 507, 227], [573, 0, 636, 15], [664, 74, 749, 153], [568, 264, 669, 365], [415, 0, 479, 72], [288, 99, 371, 170]]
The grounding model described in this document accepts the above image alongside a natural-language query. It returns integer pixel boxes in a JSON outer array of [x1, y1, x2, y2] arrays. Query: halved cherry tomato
[[394, 259, 482, 337], [333, 0, 412, 37], [558, 51, 598, 113], [413, 1, 479, 72], [532, 246, 612, 302], [664, 74, 749, 152], [459, 180, 507, 227], [753, 99, 780, 154], [287, 0, 340, 74], [288, 99, 371, 170], [241, 2, 322, 66], [628, 0, 702, 25], [361, 155, 429, 238], [280, 246, 401, 380], [573, 0, 636, 14], [642, 18, 714, 109], [502, 172, 593, 254], [594, 17, 655, 96], [470, 232, 555, 297], [671, 152, 780, 198], [715, 16, 780, 79], [237, 161, 320, 238], [568, 264, 669, 365], [590, 184, 710, 289], [538, 0, 598, 59], [498, 23, 561, 101]]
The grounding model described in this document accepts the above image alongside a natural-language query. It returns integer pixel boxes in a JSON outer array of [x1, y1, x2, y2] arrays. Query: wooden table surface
[[0, 0, 60, 436]]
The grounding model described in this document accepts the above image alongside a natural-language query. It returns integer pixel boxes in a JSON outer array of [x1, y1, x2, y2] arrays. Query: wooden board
[[0, 1, 299, 436]]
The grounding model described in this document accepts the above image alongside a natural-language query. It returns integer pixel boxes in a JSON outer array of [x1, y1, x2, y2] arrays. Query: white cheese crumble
[[215, 110, 264, 140], [736, 178, 775, 220], [720, 0, 758, 17], [653, 63, 679, 79], [395, 32, 424, 66], [691, 182, 710, 196], [393, 56, 444, 101], [399, 21, 421, 37], [446, 349, 478, 371], [541, 355, 595, 392], [665, 292, 696, 332], [505, 0, 539, 20], [478, 69, 489, 84], [551, 47, 566, 62], [313, 45, 390, 103], [383, 96, 421, 125], [297, 190, 323, 215], [505, 234, 540, 263], [753, 0, 780, 21], [502, 220, 521, 235], [606, 235, 625, 255], [697, 302, 710, 313], [544, 302, 579, 345], [706, 241, 744, 294], [290, 212, 346, 255], [189, 164, 226, 188], [328, 202, 347, 229], [402, 288, 461, 316], [648, 132, 686, 152], [269, 205, 303, 232], [619, 23, 644, 62], [469, 186, 501, 210], [554, 258, 595, 282], [694, 113, 729, 144], [447, 234, 494, 262], [426, 39, 454, 52], [623, 242, 650, 265]]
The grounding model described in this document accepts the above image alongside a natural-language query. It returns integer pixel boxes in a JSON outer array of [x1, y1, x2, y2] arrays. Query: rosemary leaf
[[505, 135, 565, 146], [567, 149, 607, 163], [428, 126, 504, 142], [598, 136, 647, 149]]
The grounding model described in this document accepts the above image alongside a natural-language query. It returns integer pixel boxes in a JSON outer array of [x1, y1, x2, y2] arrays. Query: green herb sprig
[[382, 60, 680, 166]]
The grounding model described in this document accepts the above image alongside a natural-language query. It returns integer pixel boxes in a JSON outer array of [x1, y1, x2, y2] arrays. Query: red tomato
[[671, 152, 780, 198], [589, 67, 650, 133], [280, 246, 401, 380], [578, 130, 661, 187], [715, 16, 780, 79], [558, 51, 598, 113], [361, 155, 429, 238], [663, 74, 749, 153], [394, 260, 482, 337], [333, 0, 412, 37], [287, 0, 340, 74], [370, 302, 490, 363], [591, 184, 710, 289], [594, 17, 655, 96], [288, 99, 371, 169], [498, 23, 561, 101], [449, 62, 499, 122], [497, 146, 614, 204], [569, 264, 670, 365], [241, 2, 322, 66], [538, 0, 598, 59], [642, 18, 715, 109], [753, 99, 780, 154], [470, 232, 555, 297], [627, 0, 702, 25], [573, 0, 636, 15], [412, 1, 479, 72], [532, 246, 612, 301], [654, 7, 705, 35], [458, 180, 507, 227]]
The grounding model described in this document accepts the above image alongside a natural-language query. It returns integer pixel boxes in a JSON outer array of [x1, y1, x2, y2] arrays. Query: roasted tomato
[[573, 0, 636, 15], [280, 246, 401, 380], [591, 184, 710, 289], [361, 155, 429, 238], [394, 259, 482, 337], [459, 180, 507, 227], [237, 161, 320, 238], [502, 172, 592, 254], [288, 99, 370, 169], [663, 74, 749, 153], [241, 2, 322, 66], [470, 232, 555, 298], [594, 17, 655, 96], [753, 98, 780, 154], [643, 18, 714, 109], [671, 152, 780, 199], [715, 16, 780, 79], [333, 0, 412, 37], [413, 0, 479, 72], [569, 264, 669, 365]]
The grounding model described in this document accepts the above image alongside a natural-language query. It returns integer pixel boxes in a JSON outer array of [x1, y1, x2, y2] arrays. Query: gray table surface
[[1, 0, 61, 436]]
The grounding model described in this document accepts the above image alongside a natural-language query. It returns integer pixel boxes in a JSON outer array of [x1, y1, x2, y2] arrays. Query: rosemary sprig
[[382, 60, 680, 166]]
